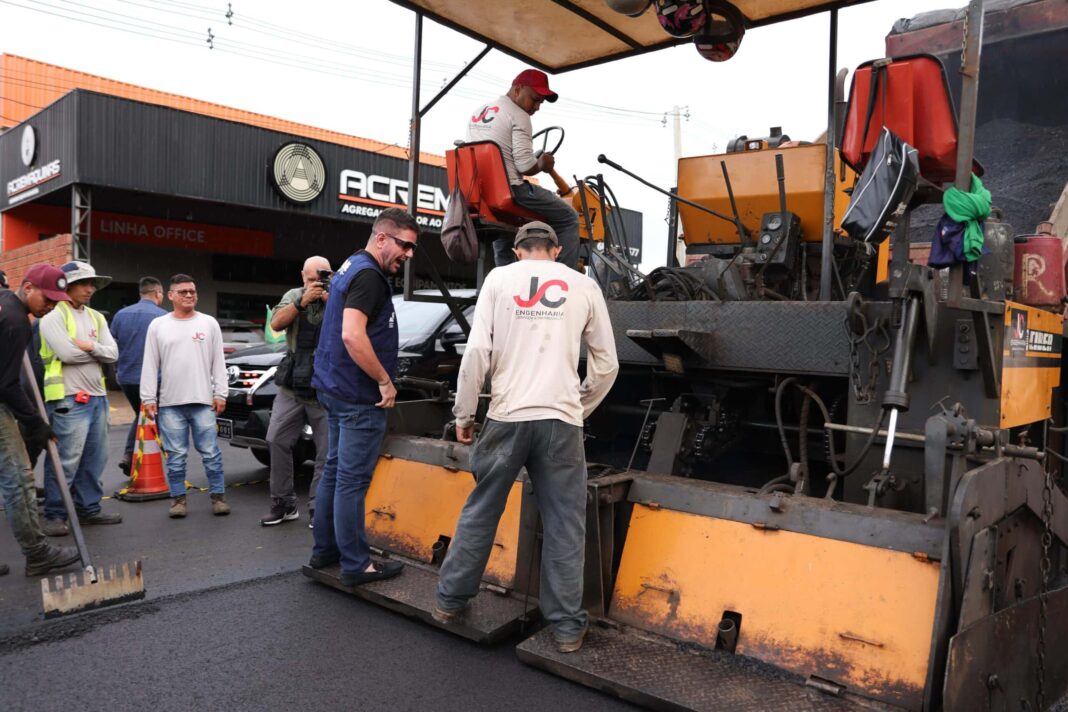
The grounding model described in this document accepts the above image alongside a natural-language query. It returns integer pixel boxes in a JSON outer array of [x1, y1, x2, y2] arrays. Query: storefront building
[[0, 55, 462, 320]]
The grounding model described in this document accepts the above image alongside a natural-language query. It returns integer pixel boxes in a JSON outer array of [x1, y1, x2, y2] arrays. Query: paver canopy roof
[[391, 0, 875, 72]]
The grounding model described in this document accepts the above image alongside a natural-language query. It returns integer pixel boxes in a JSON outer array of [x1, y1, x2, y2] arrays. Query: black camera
[[317, 269, 331, 292]]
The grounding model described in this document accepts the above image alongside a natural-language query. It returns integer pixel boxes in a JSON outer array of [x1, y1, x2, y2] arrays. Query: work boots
[[24, 545, 80, 577], [169, 495, 187, 518], [41, 518, 69, 537], [211, 494, 231, 516]]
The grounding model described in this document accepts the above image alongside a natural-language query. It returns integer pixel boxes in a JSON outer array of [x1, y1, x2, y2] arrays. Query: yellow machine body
[[676, 144, 855, 245], [610, 503, 941, 709], [365, 454, 523, 589], [1000, 301, 1063, 428], [572, 183, 609, 243]]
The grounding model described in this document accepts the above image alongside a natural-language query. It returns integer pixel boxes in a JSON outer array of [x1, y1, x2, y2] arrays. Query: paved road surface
[[0, 419, 631, 712]]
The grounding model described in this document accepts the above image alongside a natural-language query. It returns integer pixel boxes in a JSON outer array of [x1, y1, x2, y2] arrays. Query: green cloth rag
[[943, 174, 991, 262]]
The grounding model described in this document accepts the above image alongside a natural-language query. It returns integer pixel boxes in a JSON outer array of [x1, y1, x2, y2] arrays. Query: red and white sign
[[94, 212, 273, 257]]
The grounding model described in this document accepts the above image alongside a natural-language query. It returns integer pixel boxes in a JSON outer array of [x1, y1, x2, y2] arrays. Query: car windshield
[[224, 329, 264, 343], [393, 297, 452, 350]]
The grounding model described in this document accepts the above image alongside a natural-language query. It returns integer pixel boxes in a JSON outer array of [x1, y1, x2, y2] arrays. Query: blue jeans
[[437, 418, 588, 641], [43, 395, 108, 521], [312, 393, 388, 576], [120, 383, 142, 459], [0, 405, 48, 556], [157, 404, 226, 497], [493, 182, 581, 269]]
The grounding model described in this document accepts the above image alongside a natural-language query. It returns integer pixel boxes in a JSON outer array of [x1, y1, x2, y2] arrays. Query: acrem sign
[[338, 169, 447, 229]]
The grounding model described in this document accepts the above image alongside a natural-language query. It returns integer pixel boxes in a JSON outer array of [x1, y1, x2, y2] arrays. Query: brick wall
[[0, 234, 73, 288]]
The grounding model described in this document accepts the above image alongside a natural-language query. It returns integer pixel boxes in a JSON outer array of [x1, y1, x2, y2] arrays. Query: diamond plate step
[[516, 624, 870, 712], [302, 561, 535, 644]]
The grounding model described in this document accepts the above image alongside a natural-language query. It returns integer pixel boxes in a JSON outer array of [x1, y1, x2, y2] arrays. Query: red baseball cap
[[22, 264, 72, 302], [513, 69, 558, 102]]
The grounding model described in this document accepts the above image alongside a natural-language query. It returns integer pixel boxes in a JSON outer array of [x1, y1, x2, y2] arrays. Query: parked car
[[218, 318, 266, 354], [216, 290, 475, 467]]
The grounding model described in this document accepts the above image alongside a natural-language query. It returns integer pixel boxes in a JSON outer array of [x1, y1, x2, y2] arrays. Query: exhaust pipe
[[716, 617, 739, 653], [431, 538, 449, 566]]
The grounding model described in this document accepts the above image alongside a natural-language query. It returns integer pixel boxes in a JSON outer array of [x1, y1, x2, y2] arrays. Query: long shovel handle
[[21, 353, 96, 580]]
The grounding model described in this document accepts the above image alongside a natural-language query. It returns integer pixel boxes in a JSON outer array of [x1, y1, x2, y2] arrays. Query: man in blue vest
[[109, 276, 166, 475], [307, 208, 418, 587], [39, 261, 123, 537]]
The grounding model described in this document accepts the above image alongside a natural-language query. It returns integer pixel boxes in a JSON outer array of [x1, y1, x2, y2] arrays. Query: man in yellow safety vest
[[38, 261, 123, 537]]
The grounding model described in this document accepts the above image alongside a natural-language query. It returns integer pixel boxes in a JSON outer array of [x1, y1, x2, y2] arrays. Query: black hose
[[758, 474, 791, 494], [774, 377, 797, 471], [791, 384, 887, 500], [798, 389, 812, 492]]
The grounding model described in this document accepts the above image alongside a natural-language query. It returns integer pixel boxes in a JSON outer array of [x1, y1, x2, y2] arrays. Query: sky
[[0, 0, 950, 270]]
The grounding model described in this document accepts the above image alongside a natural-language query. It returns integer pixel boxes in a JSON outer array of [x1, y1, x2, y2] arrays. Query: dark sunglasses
[[384, 233, 418, 253]]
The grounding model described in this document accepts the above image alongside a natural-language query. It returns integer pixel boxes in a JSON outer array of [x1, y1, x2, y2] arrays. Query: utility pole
[[664, 105, 690, 266]]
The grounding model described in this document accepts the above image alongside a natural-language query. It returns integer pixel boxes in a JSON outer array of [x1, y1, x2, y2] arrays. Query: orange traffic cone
[[116, 417, 171, 502]]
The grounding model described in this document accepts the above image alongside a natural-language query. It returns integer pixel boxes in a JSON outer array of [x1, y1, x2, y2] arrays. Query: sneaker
[[339, 560, 404, 587], [261, 503, 299, 526], [211, 494, 231, 516], [42, 518, 70, 537], [78, 511, 123, 525], [554, 626, 588, 654], [431, 605, 466, 625], [308, 552, 340, 569], [118, 455, 132, 476], [25, 545, 80, 577], [308, 508, 314, 530], [169, 496, 187, 518]]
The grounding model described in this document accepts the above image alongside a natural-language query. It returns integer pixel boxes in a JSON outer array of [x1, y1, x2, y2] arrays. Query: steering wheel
[[532, 126, 565, 158]]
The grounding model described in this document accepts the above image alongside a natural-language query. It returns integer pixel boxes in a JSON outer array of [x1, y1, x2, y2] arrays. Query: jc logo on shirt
[[472, 105, 499, 124], [514, 277, 568, 309], [192, 332, 206, 342]]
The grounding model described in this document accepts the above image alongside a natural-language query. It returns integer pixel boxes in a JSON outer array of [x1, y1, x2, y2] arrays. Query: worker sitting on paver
[[465, 69, 580, 270]]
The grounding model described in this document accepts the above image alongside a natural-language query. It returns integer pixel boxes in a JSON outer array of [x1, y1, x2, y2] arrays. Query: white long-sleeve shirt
[[466, 94, 536, 185], [38, 303, 118, 397], [140, 312, 228, 407], [453, 259, 619, 428]]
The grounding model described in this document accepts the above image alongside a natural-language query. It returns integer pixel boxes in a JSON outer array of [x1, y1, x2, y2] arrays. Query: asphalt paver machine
[[303, 2, 1068, 709]]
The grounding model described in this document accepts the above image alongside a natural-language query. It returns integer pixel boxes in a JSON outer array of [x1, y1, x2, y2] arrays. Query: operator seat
[[446, 141, 541, 229]]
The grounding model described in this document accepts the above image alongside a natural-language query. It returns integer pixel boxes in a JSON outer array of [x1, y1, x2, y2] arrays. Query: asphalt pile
[[909, 118, 1068, 242]]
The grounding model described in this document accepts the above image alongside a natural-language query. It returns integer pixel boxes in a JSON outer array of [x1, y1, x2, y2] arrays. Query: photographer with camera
[[260, 256, 332, 527]]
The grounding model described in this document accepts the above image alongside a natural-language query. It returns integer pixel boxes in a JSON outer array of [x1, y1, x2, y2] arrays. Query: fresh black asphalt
[[0, 421, 632, 712]]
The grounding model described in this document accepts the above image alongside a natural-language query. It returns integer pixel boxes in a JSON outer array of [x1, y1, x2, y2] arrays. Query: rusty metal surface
[[516, 624, 874, 712], [302, 561, 535, 644], [627, 473, 945, 557], [944, 585, 1068, 712]]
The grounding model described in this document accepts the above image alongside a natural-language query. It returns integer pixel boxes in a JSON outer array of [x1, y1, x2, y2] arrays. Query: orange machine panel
[[610, 504, 941, 709], [676, 144, 855, 245], [1000, 302, 1063, 428], [365, 457, 523, 589]]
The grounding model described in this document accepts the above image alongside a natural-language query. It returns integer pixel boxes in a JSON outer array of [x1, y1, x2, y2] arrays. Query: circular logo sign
[[272, 143, 325, 204], [20, 125, 37, 167], [227, 365, 241, 385]]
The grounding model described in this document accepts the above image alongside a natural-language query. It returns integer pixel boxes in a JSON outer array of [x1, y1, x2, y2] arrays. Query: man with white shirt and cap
[[38, 260, 123, 537], [432, 221, 619, 654]]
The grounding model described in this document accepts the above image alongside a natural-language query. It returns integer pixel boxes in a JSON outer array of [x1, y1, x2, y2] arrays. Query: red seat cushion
[[842, 54, 980, 184], [446, 142, 542, 226]]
